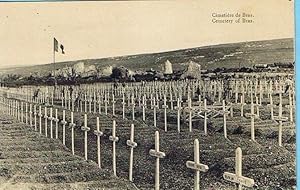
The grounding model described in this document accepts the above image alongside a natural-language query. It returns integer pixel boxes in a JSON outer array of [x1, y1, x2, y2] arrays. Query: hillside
[[0, 38, 294, 77]]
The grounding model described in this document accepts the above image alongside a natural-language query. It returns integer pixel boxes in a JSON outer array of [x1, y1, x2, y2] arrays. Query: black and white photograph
[[0, 1, 295, 189]]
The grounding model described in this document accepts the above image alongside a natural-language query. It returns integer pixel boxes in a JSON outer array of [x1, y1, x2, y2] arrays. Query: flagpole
[[53, 37, 56, 76]]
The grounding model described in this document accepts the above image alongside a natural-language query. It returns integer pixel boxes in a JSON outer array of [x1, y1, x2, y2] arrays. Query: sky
[[0, 0, 295, 68]]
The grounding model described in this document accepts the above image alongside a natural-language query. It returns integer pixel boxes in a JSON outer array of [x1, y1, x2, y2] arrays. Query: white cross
[[33, 105, 37, 131], [175, 98, 182, 133], [29, 104, 32, 128], [54, 109, 59, 139], [122, 93, 126, 119], [109, 120, 119, 176], [60, 110, 67, 146], [162, 95, 168, 132], [142, 95, 146, 121], [126, 124, 137, 182], [186, 139, 209, 190], [131, 95, 135, 121], [149, 131, 165, 190], [267, 93, 274, 120], [112, 93, 116, 116], [223, 147, 255, 190], [203, 99, 208, 135], [245, 95, 259, 141], [273, 87, 288, 146], [21, 102, 24, 122], [81, 114, 90, 160], [153, 98, 158, 128], [49, 107, 53, 138], [44, 107, 48, 137], [25, 103, 28, 124], [67, 111, 76, 154], [220, 100, 230, 139], [94, 117, 103, 168]]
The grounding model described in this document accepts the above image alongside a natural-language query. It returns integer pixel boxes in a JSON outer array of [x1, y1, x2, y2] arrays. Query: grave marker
[[223, 147, 255, 190], [81, 114, 90, 160], [94, 117, 103, 168], [60, 110, 67, 145], [186, 139, 209, 190], [149, 131, 165, 190], [68, 112, 76, 155], [54, 109, 59, 139], [126, 124, 137, 182], [109, 120, 119, 176]]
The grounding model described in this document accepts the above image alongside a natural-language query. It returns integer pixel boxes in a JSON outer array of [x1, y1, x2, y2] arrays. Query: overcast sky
[[0, 0, 294, 68]]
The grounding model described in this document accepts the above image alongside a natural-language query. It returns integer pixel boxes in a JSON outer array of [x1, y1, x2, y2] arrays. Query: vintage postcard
[[0, 1, 295, 189]]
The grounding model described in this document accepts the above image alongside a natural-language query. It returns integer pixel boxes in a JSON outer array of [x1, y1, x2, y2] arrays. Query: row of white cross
[[2, 84, 293, 147], [3, 75, 294, 110], [0, 96, 257, 190]]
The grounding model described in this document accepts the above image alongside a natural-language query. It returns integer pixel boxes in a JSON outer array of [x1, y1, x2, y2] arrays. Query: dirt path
[[0, 115, 136, 190]]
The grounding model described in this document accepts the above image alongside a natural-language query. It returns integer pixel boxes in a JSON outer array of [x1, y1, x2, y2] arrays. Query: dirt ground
[[25, 92, 296, 190], [0, 115, 136, 190]]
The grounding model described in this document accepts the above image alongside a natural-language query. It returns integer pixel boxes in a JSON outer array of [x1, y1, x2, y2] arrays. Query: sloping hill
[[0, 38, 294, 77]]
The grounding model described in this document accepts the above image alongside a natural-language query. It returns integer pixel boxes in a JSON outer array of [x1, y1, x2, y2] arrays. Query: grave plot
[[0, 114, 136, 190], [0, 74, 296, 190]]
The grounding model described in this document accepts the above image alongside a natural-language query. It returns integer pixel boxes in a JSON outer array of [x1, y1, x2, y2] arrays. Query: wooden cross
[[93, 92, 97, 113], [104, 93, 108, 115], [88, 95, 92, 113], [273, 88, 288, 146], [122, 93, 126, 119], [245, 95, 258, 141], [60, 110, 67, 145], [220, 100, 230, 139], [69, 112, 78, 154], [169, 92, 174, 110], [54, 109, 59, 139], [21, 102, 24, 123], [186, 139, 209, 190], [44, 107, 48, 137], [267, 93, 274, 120], [93, 117, 103, 168], [61, 93, 64, 107], [98, 94, 102, 114], [68, 91, 71, 110], [81, 114, 90, 160], [84, 94, 88, 113], [25, 102, 28, 124], [149, 131, 166, 190], [33, 105, 37, 131], [255, 97, 260, 118], [109, 120, 119, 176], [288, 87, 293, 123], [162, 94, 168, 132], [126, 124, 137, 182], [142, 95, 146, 121], [235, 80, 239, 103], [112, 93, 116, 116], [185, 97, 193, 132], [239, 95, 246, 117], [131, 95, 135, 121], [29, 104, 32, 128], [153, 98, 158, 128], [175, 98, 182, 133], [49, 107, 53, 138], [203, 99, 208, 135], [223, 147, 255, 190]]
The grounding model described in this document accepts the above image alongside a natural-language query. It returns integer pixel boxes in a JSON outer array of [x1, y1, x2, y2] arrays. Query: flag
[[54, 38, 58, 52], [54, 37, 65, 54], [60, 44, 65, 54]]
